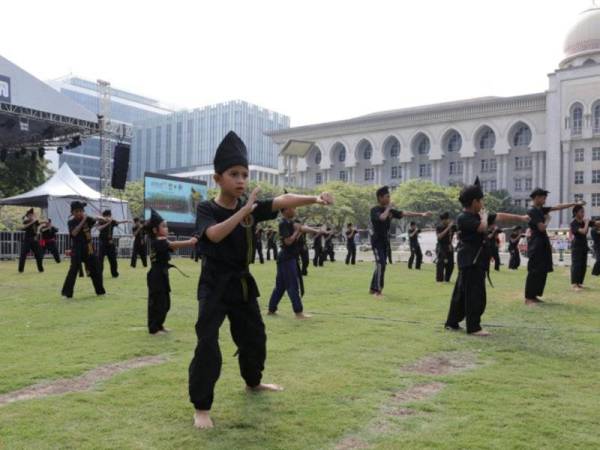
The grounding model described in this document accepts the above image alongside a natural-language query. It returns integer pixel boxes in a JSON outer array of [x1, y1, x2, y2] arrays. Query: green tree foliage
[[0, 157, 51, 198], [104, 181, 144, 218]]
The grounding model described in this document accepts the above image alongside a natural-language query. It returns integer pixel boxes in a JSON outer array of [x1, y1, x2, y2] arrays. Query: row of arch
[[568, 101, 600, 132], [308, 122, 534, 166]]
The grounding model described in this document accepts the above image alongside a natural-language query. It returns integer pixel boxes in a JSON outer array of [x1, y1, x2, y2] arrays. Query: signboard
[[0, 75, 11, 103]]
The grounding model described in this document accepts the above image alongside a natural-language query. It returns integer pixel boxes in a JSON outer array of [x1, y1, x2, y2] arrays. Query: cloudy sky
[[2, 0, 595, 126]]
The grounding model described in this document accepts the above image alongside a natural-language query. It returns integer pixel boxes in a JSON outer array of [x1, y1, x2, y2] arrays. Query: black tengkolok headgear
[[459, 176, 484, 207], [213, 131, 249, 174], [376, 186, 390, 198], [70, 201, 87, 212]]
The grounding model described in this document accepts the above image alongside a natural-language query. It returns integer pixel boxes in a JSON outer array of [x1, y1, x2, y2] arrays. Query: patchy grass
[[0, 258, 599, 449]]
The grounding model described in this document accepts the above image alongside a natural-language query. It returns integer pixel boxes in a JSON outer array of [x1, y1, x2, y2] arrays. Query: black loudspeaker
[[111, 143, 130, 190]]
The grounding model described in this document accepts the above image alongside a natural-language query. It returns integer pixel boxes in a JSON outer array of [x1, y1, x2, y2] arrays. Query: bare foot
[[247, 383, 284, 393], [193, 410, 214, 429], [150, 330, 168, 336], [295, 313, 312, 319], [471, 330, 491, 337], [267, 311, 277, 316], [373, 292, 384, 299], [525, 298, 541, 306]]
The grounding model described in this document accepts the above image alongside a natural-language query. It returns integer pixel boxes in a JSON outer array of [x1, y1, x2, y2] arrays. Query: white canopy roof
[[0, 163, 123, 207]]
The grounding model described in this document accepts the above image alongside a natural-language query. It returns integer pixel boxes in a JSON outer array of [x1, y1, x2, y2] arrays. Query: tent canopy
[[0, 163, 122, 207]]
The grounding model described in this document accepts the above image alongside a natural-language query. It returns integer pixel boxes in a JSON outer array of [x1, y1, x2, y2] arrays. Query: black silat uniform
[[570, 219, 594, 285], [41, 225, 61, 263], [313, 233, 325, 267], [253, 228, 265, 264], [324, 233, 335, 262], [18, 219, 44, 272], [61, 217, 105, 298], [408, 227, 422, 270], [189, 198, 278, 411], [525, 206, 553, 299], [445, 212, 496, 334], [591, 228, 600, 276], [98, 220, 119, 278], [436, 223, 455, 282], [266, 230, 278, 261], [488, 227, 502, 271], [370, 206, 403, 293], [345, 229, 357, 265], [147, 238, 173, 333], [508, 232, 522, 270], [297, 231, 309, 276], [131, 224, 148, 268]]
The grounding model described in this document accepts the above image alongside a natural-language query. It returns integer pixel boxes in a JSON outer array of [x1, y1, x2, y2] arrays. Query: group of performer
[[13, 129, 600, 430]]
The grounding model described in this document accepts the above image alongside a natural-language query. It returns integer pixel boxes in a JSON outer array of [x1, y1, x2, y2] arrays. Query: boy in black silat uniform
[[324, 227, 336, 262], [436, 212, 455, 282], [188, 131, 333, 429], [345, 223, 358, 265], [131, 217, 148, 268], [39, 218, 61, 263], [266, 227, 278, 261], [145, 208, 197, 335], [296, 220, 310, 276], [18, 208, 46, 273], [508, 226, 524, 270], [407, 222, 423, 270], [61, 201, 105, 298], [569, 205, 600, 291], [253, 227, 265, 264], [96, 209, 129, 278]]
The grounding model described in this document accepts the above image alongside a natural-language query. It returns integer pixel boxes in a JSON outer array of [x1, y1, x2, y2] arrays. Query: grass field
[[0, 257, 599, 449]]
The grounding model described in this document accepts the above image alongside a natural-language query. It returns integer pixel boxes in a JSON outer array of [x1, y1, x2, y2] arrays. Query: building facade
[[48, 76, 174, 190], [269, 6, 600, 227], [130, 100, 290, 185]]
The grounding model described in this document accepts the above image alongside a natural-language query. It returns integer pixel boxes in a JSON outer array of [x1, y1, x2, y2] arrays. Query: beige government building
[[269, 6, 600, 227]]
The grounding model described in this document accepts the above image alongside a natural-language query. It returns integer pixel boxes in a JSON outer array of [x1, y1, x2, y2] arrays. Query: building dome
[[561, 6, 600, 68]]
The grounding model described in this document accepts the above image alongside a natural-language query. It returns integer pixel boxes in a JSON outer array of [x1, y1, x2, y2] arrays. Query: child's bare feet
[[193, 410, 214, 429], [267, 311, 277, 316], [471, 329, 491, 337], [295, 312, 312, 319], [525, 298, 541, 306], [247, 383, 284, 393], [373, 292, 384, 299]]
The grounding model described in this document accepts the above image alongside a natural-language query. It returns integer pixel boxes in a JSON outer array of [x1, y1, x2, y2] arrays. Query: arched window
[[339, 147, 346, 162], [571, 104, 583, 135], [479, 128, 496, 150], [363, 143, 372, 160], [594, 103, 600, 133], [417, 136, 430, 155], [447, 132, 462, 152], [513, 124, 532, 147], [390, 141, 400, 158], [314, 149, 322, 165]]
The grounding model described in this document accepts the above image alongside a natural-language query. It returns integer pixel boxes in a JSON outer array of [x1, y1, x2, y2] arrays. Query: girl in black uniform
[[569, 205, 597, 291], [18, 208, 46, 273], [131, 218, 148, 268], [345, 223, 358, 265], [507, 226, 524, 270], [145, 208, 197, 335], [188, 131, 333, 429], [96, 209, 130, 278]]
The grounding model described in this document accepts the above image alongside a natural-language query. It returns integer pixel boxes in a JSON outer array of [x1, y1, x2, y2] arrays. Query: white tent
[[0, 163, 132, 234]]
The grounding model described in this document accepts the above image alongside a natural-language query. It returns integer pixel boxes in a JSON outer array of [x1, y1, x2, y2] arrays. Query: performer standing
[[370, 186, 430, 297], [188, 131, 333, 429], [131, 217, 148, 268], [39, 218, 61, 263], [266, 227, 278, 261], [145, 208, 197, 335], [345, 223, 358, 265], [435, 212, 455, 282], [296, 221, 310, 276], [96, 210, 129, 278], [61, 201, 105, 298], [445, 178, 528, 336], [524, 189, 581, 305], [253, 227, 265, 264], [591, 218, 600, 276], [488, 224, 503, 271], [324, 227, 335, 262], [18, 208, 46, 273], [407, 222, 423, 270], [508, 226, 524, 270], [569, 205, 596, 291], [387, 233, 393, 264], [312, 225, 325, 267], [267, 207, 323, 318]]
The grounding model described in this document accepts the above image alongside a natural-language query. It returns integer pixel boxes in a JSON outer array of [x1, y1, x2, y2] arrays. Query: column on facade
[[531, 153, 539, 189]]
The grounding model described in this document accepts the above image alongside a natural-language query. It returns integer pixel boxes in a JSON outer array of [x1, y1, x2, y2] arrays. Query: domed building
[[269, 5, 600, 227]]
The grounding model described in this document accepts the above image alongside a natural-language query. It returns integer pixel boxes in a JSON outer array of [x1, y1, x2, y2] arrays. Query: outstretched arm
[[204, 188, 260, 243], [496, 213, 529, 223], [403, 211, 432, 218], [550, 201, 581, 212], [168, 237, 198, 249], [271, 192, 334, 211]]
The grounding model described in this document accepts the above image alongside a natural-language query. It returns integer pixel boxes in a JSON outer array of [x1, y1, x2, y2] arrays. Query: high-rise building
[[130, 100, 290, 187], [48, 76, 174, 190]]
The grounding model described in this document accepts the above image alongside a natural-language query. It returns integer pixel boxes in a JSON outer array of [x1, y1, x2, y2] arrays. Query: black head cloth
[[458, 177, 484, 207], [376, 185, 390, 198], [213, 131, 248, 174], [70, 201, 87, 212]]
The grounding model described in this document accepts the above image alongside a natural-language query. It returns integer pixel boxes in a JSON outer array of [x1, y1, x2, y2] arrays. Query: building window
[[575, 171, 584, 184], [481, 159, 488, 172], [447, 132, 462, 152], [363, 143, 372, 160], [593, 170, 600, 184], [449, 161, 463, 175], [514, 179, 522, 191], [315, 173, 322, 185], [593, 193, 600, 207], [593, 148, 600, 161], [338, 148, 346, 162], [479, 128, 496, 150], [419, 164, 432, 178], [314, 150, 322, 165], [515, 156, 532, 170], [514, 199, 522, 207], [489, 180, 497, 192], [417, 136, 431, 155], [575, 194, 584, 203], [364, 168, 374, 181], [594, 104, 600, 134], [525, 178, 532, 190], [339, 170, 347, 182], [571, 105, 583, 135], [574, 148, 584, 162], [513, 125, 532, 147], [391, 166, 402, 179], [390, 141, 400, 158]]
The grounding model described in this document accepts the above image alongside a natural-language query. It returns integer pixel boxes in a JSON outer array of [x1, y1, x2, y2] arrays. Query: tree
[[485, 189, 526, 215], [104, 181, 144, 218], [0, 157, 51, 198]]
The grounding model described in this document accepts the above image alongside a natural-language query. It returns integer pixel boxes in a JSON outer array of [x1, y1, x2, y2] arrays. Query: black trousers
[[370, 244, 387, 293], [189, 282, 266, 411], [508, 250, 520, 269], [525, 268, 548, 299], [44, 241, 61, 263], [313, 248, 325, 267], [253, 243, 264, 264], [131, 242, 147, 268], [345, 243, 356, 265], [408, 244, 422, 269], [490, 247, 501, 271], [436, 250, 454, 282], [266, 243, 278, 261], [325, 246, 335, 262], [61, 251, 105, 298], [592, 247, 600, 276], [570, 248, 588, 285], [147, 269, 171, 334], [445, 266, 486, 334], [98, 242, 119, 278], [387, 241, 393, 264], [18, 239, 44, 272], [299, 248, 309, 275]]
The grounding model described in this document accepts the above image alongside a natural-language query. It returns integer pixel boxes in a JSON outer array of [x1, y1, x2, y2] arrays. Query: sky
[[2, 0, 596, 127]]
